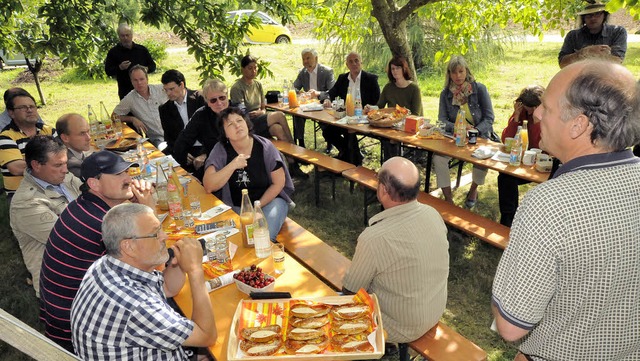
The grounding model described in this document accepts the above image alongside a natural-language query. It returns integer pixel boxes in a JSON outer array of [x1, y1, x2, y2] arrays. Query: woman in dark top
[[202, 107, 294, 241]]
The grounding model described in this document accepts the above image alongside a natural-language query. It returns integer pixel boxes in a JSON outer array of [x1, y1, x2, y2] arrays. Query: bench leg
[[456, 161, 464, 188], [399, 343, 410, 361], [314, 166, 320, 207], [425, 150, 434, 192]]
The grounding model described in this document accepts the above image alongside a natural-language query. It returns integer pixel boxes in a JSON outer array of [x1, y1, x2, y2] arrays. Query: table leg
[[425, 151, 434, 192]]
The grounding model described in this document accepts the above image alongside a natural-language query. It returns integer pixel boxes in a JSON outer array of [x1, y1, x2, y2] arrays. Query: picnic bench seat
[[271, 140, 356, 206], [0, 308, 78, 360], [275, 218, 487, 361], [341, 166, 510, 250]]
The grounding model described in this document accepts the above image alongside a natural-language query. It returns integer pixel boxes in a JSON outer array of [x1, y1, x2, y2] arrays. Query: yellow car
[[227, 10, 292, 44]]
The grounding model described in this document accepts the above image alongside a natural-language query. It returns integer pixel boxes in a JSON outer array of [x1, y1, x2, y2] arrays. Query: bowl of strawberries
[[233, 264, 275, 294]]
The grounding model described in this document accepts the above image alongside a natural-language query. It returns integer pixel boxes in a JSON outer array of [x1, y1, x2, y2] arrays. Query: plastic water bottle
[[283, 80, 289, 106], [354, 88, 363, 118], [454, 109, 467, 147], [253, 201, 271, 258], [509, 126, 523, 166]]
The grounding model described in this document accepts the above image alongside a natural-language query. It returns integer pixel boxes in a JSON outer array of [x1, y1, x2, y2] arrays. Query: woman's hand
[[232, 154, 250, 170], [512, 101, 523, 121]]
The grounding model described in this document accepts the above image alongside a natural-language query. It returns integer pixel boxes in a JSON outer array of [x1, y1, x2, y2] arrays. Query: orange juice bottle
[[521, 120, 529, 150], [239, 189, 255, 247], [345, 93, 354, 116], [288, 89, 299, 108]]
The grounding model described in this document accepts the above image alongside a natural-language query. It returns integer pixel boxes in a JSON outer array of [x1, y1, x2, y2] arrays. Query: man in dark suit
[[159, 70, 205, 176], [325, 52, 380, 165], [293, 48, 335, 148]]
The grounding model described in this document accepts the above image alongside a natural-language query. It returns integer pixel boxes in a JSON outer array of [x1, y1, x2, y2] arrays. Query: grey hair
[[102, 203, 154, 257], [444, 55, 475, 88], [117, 23, 132, 35], [301, 48, 318, 57], [378, 167, 420, 202], [202, 78, 227, 97], [560, 61, 640, 151], [345, 52, 361, 62]]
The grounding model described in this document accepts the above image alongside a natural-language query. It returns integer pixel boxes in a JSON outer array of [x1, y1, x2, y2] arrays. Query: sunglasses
[[208, 95, 227, 104]]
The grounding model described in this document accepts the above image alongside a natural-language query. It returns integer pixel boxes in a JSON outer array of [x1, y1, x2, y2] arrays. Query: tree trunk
[[370, 0, 438, 80], [25, 58, 46, 106]]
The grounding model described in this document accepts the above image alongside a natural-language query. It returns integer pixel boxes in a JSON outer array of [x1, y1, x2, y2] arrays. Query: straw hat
[[577, 1, 608, 15]]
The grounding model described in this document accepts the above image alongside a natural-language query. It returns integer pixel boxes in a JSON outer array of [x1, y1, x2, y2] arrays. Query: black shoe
[[288, 164, 309, 179], [325, 143, 334, 154]]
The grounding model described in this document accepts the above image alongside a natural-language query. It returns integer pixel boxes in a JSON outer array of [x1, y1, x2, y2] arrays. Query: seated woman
[[368, 55, 423, 159], [230, 55, 306, 178], [498, 85, 544, 226], [203, 107, 294, 241], [434, 55, 494, 207]]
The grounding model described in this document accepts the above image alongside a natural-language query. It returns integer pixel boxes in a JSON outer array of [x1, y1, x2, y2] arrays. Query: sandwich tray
[[227, 293, 384, 360]]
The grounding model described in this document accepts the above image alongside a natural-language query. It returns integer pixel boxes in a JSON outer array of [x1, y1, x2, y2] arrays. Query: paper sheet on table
[[471, 146, 496, 160], [198, 204, 232, 220], [491, 150, 511, 163], [336, 116, 369, 125], [300, 103, 324, 112]]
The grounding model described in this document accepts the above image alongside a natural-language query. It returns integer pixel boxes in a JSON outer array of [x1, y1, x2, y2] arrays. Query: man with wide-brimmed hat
[[558, 1, 627, 68]]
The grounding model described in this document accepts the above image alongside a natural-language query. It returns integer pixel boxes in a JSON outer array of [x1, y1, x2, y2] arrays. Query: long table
[[157, 157, 337, 361], [266, 103, 550, 185]]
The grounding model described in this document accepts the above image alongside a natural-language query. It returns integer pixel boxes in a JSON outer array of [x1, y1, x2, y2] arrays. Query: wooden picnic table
[[266, 103, 550, 185]]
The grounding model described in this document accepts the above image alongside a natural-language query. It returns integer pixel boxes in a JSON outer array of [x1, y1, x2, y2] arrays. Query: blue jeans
[[232, 197, 289, 242]]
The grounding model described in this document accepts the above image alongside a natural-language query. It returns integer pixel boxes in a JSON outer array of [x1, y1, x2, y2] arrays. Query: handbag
[[265, 90, 280, 104]]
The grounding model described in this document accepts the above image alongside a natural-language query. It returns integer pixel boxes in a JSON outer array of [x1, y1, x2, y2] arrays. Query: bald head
[[56, 113, 91, 152], [378, 157, 420, 204]]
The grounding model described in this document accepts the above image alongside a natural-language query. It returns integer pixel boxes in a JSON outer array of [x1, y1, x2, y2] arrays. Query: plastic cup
[[189, 194, 202, 218], [272, 243, 285, 274], [504, 137, 516, 153]]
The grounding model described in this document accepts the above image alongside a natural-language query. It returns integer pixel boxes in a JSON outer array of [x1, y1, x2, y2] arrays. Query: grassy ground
[[1, 39, 639, 361]]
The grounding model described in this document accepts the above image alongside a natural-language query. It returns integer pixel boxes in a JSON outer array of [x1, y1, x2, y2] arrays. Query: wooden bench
[[271, 140, 356, 206], [342, 166, 510, 250], [276, 217, 350, 291], [276, 218, 487, 360], [0, 308, 78, 360]]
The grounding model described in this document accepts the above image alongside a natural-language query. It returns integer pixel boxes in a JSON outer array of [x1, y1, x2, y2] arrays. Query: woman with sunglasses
[[203, 107, 294, 242], [173, 79, 269, 180]]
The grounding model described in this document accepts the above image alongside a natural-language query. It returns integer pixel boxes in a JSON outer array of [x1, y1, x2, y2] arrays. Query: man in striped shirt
[[0, 89, 55, 198], [39, 150, 155, 352]]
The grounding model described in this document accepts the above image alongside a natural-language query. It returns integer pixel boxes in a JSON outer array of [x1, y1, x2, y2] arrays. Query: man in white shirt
[[113, 64, 168, 148]]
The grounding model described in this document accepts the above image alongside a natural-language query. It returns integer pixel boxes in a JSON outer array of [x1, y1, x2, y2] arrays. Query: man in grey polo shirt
[[342, 157, 449, 348], [492, 60, 640, 359]]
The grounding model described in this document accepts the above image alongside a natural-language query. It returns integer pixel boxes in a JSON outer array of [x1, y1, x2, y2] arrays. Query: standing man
[[113, 65, 168, 148], [10, 136, 82, 297], [292, 48, 335, 149], [0, 89, 56, 197], [56, 113, 92, 178], [558, 1, 627, 68], [39, 150, 154, 352], [71, 203, 217, 359], [325, 52, 380, 164], [105, 23, 156, 100], [342, 157, 449, 348], [492, 60, 640, 359], [159, 69, 205, 163]]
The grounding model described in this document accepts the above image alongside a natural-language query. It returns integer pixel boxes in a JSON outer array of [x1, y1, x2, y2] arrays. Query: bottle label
[[245, 224, 254, 245]]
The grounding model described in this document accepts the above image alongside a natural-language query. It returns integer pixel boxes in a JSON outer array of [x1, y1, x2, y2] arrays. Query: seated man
[[326, 52, 380, 165], [159, 69, 205, 159], [56, 113, 92, 178], [10, 135, 82, 297], [71, 203, 217, 359], [113, 65, 168, 148], [0, 89, 56, 197], [342, 157, 449, 346], [1, 87, 44, 130], [40, 150, 154, 352]]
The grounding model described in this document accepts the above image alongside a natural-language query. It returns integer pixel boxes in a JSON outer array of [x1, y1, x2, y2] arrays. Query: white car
[[227, 10, 292, 44]]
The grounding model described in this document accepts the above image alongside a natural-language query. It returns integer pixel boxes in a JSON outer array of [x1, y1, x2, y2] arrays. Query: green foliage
[[139, 39, 167, 63]]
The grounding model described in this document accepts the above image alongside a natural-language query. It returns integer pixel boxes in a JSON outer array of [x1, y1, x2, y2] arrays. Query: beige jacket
[[10, 170, 82, 297]]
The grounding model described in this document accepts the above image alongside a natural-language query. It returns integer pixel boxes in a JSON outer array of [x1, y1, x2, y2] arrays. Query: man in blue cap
[[39, 150, 156, 352]]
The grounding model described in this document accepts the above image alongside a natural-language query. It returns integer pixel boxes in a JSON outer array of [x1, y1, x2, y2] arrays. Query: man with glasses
[[113, 65, 168, 148], [10, 135, 82, 297], [1, 87, 44, 130], [159, 70, 205, 172], [558, 1, 627, 68], [0, 89, 56, 198], [71, 203, 217, 360], [39, 150, 155, 352]]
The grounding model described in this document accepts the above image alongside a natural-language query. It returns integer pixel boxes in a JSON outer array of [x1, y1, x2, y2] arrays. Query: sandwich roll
[[287, 327, 325, 341], [331, 303, 371, 320], [239, 338, 282, 356], [331, 317, 372, 335], [290, 315, 329, 329], [330, 333, 374, 353], [290, 303, 331, 319], [284, 334, 329, 354], [241, 324, 281, 343]]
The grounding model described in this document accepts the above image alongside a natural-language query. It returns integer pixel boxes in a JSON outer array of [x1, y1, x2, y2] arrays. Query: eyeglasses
[[128, 227, 163, 241], [13, 105, 37, 111], [585, 11, 605, 18], [208, 95, 227, 104]]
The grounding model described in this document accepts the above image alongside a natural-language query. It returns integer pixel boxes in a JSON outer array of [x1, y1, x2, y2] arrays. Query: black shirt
[[104, 42, 156, 99]]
